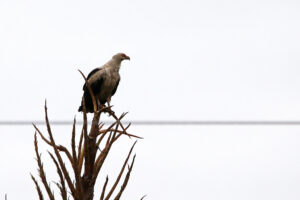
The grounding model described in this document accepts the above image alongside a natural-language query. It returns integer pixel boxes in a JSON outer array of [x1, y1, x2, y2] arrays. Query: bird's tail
[[78, 91, 94, 113], [78, 101, 94, 113]]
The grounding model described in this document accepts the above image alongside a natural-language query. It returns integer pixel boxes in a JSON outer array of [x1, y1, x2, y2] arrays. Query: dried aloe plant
[[31, 71, 143, 200]]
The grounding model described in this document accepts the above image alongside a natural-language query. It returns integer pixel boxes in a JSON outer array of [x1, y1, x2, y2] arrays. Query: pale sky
[[1, 0, 300, 199]]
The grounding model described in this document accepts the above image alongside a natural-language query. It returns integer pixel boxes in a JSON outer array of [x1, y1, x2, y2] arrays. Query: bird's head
[[113, 53, 130, 62]]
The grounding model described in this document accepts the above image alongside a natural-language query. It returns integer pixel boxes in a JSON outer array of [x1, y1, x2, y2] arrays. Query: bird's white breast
[[99, 66, 120, 100]]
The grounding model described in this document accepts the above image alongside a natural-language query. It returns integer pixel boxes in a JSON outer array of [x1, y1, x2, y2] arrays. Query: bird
[[78, 53, 130, 113]]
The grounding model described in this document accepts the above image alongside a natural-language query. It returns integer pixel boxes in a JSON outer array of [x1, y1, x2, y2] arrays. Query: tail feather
[[78, 91, 95, 113]]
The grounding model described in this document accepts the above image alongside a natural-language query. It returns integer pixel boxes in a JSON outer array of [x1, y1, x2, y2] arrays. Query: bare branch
[[44, 101, 76, 198], [91, 132, 114, 185], [33, 123, 74, 166], [107, 111, 134, 139], [31, 174, 44, 200], [48, 152, 68, 200], [71, 118, 83, 199], [113, 155, 136, 200], [34, 133, 55, 200], [71, 117, 77, 162], [78, 146, 85, 176], [100, 176, 109, 200], [104, 141, 137, 200], [77, 128, 84, 173], [79, 98, 88, 176], [100, 129, 143, 140], [96, 121, 117, 148]]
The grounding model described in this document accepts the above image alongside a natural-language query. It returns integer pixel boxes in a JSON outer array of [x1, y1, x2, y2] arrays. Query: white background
[[1, 0, 300, 199]]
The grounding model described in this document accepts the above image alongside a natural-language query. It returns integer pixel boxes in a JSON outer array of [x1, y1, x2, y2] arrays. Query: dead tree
[[31, 70, 142, 200]]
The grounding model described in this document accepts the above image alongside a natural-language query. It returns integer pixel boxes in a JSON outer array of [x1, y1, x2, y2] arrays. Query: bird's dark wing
[[111, 78, 120, 96], [83, 68, 102, 90], [80, 76, 104, 112], [89, 76, 104, 95], [87, 68, 101, 79]]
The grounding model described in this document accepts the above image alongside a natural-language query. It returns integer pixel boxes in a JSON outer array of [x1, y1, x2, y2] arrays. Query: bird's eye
[[121, 53, 126, 57]]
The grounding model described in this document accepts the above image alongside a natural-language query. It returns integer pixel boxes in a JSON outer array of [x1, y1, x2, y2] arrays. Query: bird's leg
[[97, 99, 102, 111], [107, 96, 111, 108], [106, 96, 114, 116]]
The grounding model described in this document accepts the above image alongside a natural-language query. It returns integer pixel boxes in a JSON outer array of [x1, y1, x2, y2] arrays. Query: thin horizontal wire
[[1, 120, 300, 126]]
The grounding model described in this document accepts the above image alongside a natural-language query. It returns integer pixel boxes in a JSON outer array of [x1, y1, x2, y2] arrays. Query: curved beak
[[125, 55, 130, 60]]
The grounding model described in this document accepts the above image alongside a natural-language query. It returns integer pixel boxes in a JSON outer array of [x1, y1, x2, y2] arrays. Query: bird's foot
[[105, 97, 114, 116], [107, 106, 114, 116], [99, 104, 114, 115], [104, 104, 114, 116]]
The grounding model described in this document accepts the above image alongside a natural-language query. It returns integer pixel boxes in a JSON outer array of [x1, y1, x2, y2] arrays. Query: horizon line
[[2, 120, 300, 126]]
